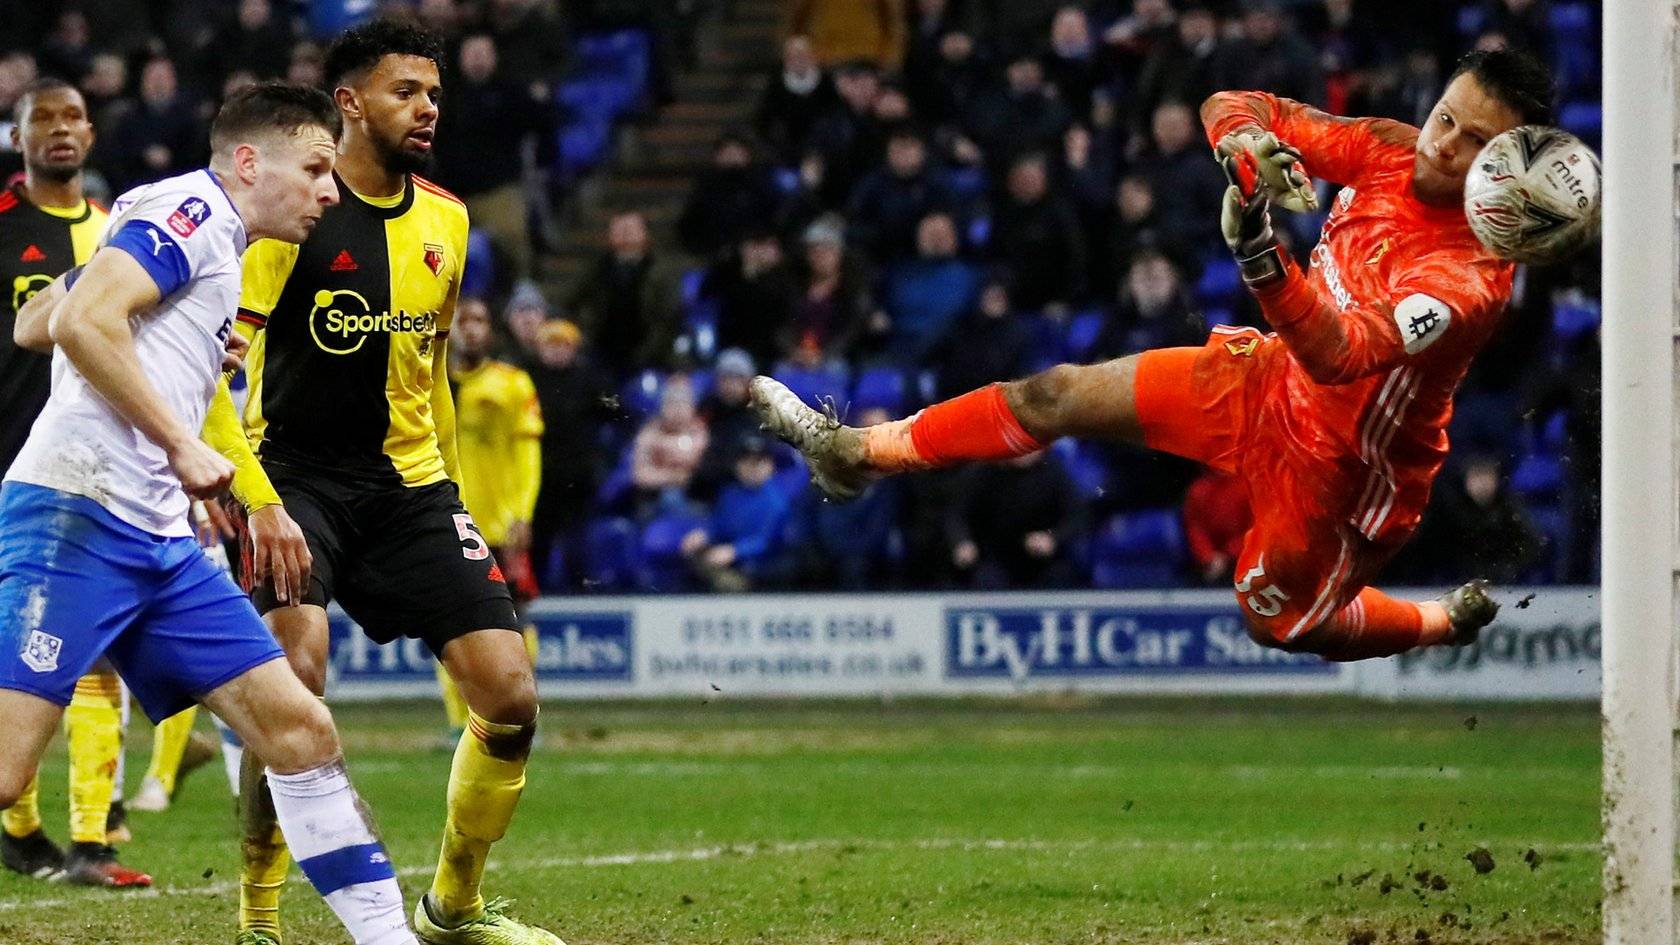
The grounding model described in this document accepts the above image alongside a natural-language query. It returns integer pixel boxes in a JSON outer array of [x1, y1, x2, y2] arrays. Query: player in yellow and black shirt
[[0, 78, 152, 891], [201, 22, 562, 945]]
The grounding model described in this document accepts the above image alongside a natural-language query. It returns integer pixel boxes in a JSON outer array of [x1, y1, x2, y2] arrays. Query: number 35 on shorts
[[452, 513, 490, 561], [1234, 557, 1290, 617]]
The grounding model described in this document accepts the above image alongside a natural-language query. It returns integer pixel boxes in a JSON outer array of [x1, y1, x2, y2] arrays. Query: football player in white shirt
[[4, 83, 419, 945]]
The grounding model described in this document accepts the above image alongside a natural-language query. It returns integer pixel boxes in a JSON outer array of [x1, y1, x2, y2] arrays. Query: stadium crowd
[[0, 0, 1602, 594]]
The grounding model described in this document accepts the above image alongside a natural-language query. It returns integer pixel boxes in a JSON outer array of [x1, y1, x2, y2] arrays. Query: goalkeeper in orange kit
[[756, 49, 1558, 660]]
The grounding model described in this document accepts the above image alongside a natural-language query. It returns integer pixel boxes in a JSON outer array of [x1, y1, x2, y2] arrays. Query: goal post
[[1601, 1, 1677, 942]]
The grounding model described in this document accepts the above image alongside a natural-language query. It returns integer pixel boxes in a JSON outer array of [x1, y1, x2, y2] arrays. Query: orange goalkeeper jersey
[[1200, 91, 1516, 545]]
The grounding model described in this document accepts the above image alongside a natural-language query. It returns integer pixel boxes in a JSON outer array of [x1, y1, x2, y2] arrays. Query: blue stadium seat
[[575, 30, 651, 88], [1523, 502, 1567, 584], [1548, 4, 1598, 97], [1511, 452, 1564, 504], [945, 166, 988, 203], [773, 362, 850, 407], [594, 451, 637, 512], [461, 228, 495, 299], [558, 120, 613, 176], [582, 516, 639, 591], [771, 453, 811, 501], [1065, 310, 1107, 362], [1024, 313, 1066, 367], [1542, 409, 1569, 453], [1558, 100, 1601, 147], [773, 166, 802, 195], [1455, 4, 1488, 38], [852, 366, 909, 414], [558, 77, 639, 123], [1090, 509, 1186, 589], [1195, 256, 1241, 308], [1051, 440, 1111, 502], [620, 369, 664, 419], [1551, 294, 1600, 343], [639, 511, 705, 591]]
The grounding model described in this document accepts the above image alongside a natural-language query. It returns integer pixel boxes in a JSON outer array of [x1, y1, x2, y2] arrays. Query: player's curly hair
[[1448, 48, 1556, 126], [210, 81, 341, 152], [323, 19, 444, 88]]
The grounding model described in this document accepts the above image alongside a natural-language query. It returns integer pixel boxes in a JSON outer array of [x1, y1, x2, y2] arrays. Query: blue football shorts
[[0, 482, 286, 722]]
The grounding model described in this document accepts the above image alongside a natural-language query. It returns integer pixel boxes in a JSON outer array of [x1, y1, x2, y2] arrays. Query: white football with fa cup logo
[[1463, 125, 1601, 266]]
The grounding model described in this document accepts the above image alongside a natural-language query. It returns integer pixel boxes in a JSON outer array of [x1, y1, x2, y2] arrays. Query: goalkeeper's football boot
[[0, 828, 64, 880], [749, 376, 875, 500], [415, 894, 565, 945], [61, 841, 152, 888], [1439, 579, 1499, 647], [234, 930, 281, 945]]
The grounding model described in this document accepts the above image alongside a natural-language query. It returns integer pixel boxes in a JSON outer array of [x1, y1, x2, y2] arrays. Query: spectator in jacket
[[791, 406, 902, 589], [935, 277, 1034, 400], [947, 450, 1085, 588], [847, 126, 955, 261], [703, 228, 799, 371], [527, 319, 616, 589], [786, 215, 873, 367], [678, 132, 784, 259], [1139, 101, 1226, 264], [631, 375, 710, 508], [681, 435, 793, 591], [988, 151, 1086, 312], [565, 212, 684, 379], [692, 348, 762, 500], [107, 56, 205, 190], [880, 211, 982, 364], [1089, 251, 1206, 360], [1182, 469, 1250, 584], [434, 32, 556, 280], [804, 61, 884, 205], [756, 35, 837, 162], [1214, 0, 1325, 107]]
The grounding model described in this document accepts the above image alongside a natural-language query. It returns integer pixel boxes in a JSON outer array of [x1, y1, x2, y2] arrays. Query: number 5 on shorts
[[453, 513, 489, 561], [1234, 558, 1290, 617]]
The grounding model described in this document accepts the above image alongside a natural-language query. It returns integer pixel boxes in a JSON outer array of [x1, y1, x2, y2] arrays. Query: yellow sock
[[435, 662, 469, 733], [430, 710, 534, 922], [2, 773, 42, 838], [146, 705, 199, 796], [65, 672, 123, 844], [523, 625, 539, 662], [239, 756, 291, 939]]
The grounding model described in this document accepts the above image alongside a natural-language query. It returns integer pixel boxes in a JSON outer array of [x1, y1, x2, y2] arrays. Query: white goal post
[[1601, 1, 1677, 942]]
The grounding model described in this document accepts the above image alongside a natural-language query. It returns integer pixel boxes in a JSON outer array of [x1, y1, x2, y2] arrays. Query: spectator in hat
[[693, 349, 763, 500], [678, 132, 784, 259], [1088, 250, 1206, 361], [565, 211, 685, 380], [502, 280, 552, 365], [1131, 1, 1223, 147], [528, 319, 616, 589], [681, 434, 793, 591], [1041, 5, 1104, 120], [786, 214, 874, 368]]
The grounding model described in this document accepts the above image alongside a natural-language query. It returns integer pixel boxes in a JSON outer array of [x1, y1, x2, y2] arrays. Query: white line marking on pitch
[[0, 836, 1598, 911]]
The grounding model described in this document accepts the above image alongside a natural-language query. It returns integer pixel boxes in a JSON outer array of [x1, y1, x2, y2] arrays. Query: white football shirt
[[7, 169, 248, 537]]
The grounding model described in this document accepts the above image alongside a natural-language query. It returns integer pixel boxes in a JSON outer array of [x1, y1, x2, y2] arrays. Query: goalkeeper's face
[[348, 53, 441, 175], [1413, 73, 1522, 206]]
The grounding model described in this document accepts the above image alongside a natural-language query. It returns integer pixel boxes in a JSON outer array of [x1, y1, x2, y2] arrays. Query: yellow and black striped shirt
[[237, 173, 468, 487], [0, 186, 107, 470]]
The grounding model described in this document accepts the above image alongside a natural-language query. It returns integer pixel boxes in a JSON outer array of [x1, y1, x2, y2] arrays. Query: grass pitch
[[0, 697, 1598, 944]]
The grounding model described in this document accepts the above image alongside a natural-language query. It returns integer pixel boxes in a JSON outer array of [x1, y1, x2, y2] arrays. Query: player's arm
[[508, 372, 545, 552], [432, 337, 462, 483], [13, 270, 73, 352], [1221, 176, 1469, 384], [1201, 90, 1407, 191], [49, 247, 232, 497]]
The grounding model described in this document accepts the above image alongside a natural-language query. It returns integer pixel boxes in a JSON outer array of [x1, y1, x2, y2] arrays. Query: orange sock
[[1311, 587, 1451, 661], [862, 384, 1044, 471]]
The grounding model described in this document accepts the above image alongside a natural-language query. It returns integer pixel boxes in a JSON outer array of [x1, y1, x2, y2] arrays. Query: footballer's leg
[[752, 356, 1151, 499], [61, 666, 151, 888], [121, 540, 414, 945], [1291, 580, 1499, 660], [416, 627, 556, 944], [237, 603, 332, 944], [0, 691, 69, 812]]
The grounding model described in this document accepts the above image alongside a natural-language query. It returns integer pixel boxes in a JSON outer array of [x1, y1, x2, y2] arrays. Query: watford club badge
[[423, 243, 445, 277], [1224, 337, 1260, 358]]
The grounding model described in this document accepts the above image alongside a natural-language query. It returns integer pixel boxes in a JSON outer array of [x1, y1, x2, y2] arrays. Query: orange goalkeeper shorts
[[1132, 327, 1396, 642]]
